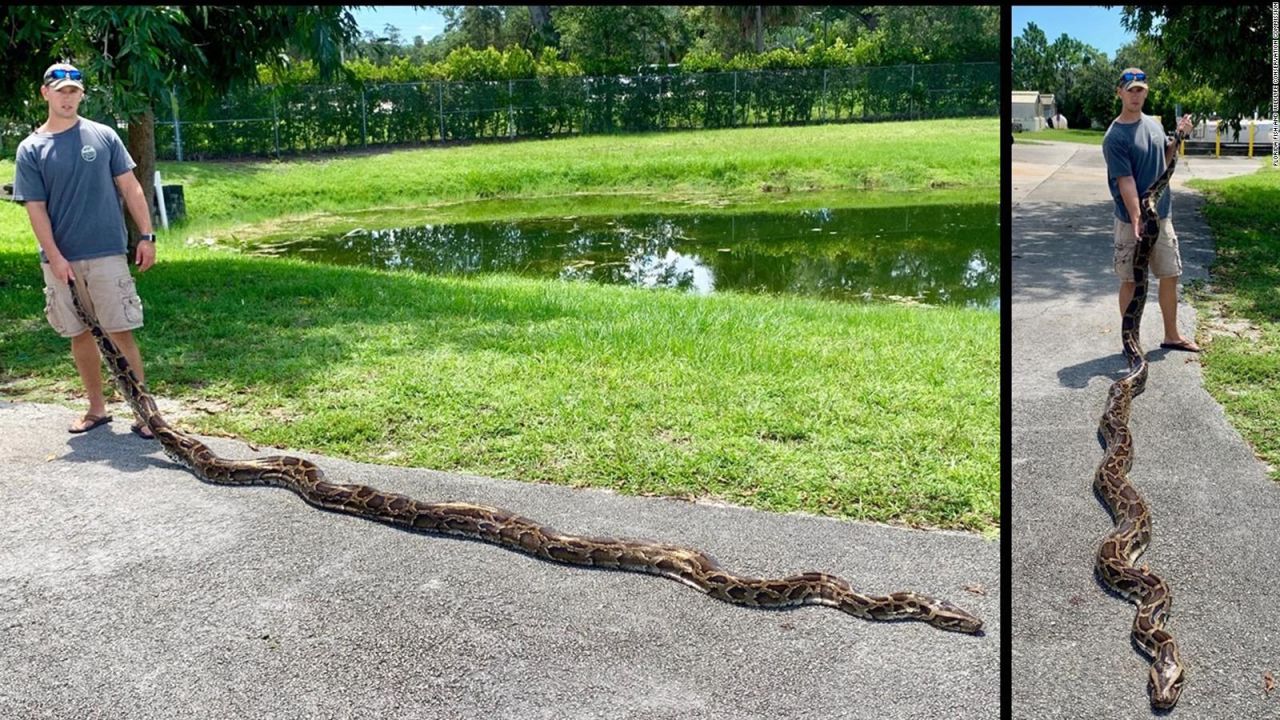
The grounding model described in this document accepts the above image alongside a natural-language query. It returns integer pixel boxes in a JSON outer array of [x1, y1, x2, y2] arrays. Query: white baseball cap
[[43, 63, 85, 91]]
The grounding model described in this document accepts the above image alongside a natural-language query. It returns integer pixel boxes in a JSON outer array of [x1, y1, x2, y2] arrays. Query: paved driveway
[[1011, 139, 1277, 717], [0, 400, 998, 719]]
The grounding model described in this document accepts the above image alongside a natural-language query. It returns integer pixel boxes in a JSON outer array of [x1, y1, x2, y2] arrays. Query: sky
[[1010, 6, 1137, 59], [349, 6, 447, 42]]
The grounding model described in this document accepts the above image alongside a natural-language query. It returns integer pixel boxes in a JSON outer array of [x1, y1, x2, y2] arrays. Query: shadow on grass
[[0, 249, 576, 394], [0, 248, 999, 533]]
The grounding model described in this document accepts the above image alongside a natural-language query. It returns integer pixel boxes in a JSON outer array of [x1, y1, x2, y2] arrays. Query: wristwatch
[[139, 233, 156, 242]]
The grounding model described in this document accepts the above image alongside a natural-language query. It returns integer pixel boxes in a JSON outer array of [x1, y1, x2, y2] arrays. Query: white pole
[[153, 171, 169, 231]]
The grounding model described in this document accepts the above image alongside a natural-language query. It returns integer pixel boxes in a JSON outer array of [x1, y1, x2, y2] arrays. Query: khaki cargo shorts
[[41, 254, 144, 338], [1114, 216, 1182, 281]]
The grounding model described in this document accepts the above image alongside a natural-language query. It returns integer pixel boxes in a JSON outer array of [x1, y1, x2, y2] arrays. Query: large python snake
[[1093, 128, 1187, 709], [66, 281, 983, 634]]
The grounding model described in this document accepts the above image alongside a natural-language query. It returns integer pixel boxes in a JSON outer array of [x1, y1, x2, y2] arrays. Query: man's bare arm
[[113, 170, 153, 235], [24, 201, 75, 282], [113, 170, 156, 272], [1115, 175, 1144, 242]]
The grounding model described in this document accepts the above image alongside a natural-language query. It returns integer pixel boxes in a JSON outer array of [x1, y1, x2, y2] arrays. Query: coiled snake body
[[66, 283, 982, 634], [1094, 129, 1187, 709]]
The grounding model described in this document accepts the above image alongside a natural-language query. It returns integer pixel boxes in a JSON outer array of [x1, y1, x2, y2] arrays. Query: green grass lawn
[[1014, 128, 1105, 146], [0, 119, 1000, 534], [1187, 168, 1280, 479], [166, 117, 996, 240]]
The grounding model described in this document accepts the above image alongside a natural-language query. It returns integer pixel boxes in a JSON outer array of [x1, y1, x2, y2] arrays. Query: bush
[[137, 55, 997, 159]]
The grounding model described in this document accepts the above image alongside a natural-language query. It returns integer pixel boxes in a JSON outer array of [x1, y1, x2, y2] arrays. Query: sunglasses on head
[[1120, 71, 1146, 83], [45, 68, 83, 82]]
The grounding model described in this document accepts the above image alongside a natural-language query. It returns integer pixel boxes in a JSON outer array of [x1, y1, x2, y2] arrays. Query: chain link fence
[[3, 62, 996, 161]]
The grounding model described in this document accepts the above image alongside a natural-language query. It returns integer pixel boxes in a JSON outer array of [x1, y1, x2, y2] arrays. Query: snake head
[[927, 598, 983, 634], [1148, 644, 1185, 709]]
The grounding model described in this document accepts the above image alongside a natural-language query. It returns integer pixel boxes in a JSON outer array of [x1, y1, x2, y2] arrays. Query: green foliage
[[501, 46, 537, 80], [1069, 52, 1121, 130], [1011, 22, 1053, 93], [1168, 84, 1224, 121], [339, 56, 434, 84], [438, 6, 508, 51], [677, 7, 994, 67], [439, 46, 507, 81], [1121, 6, 1272, 130], [533, 47, 581, 78], [753, 47, 809, 71], [1, 6, 996, 159], [553, 6, 671, 76], [678, 49, 723, 74], [873, 7, 999, 64], [803, 37, 860, 69], [136, 60, 995, 160], [681, 38, 915, 75], [1014, 24, 1227, 131], [0, 6, 360, 114], [258, 58, 319, 86]]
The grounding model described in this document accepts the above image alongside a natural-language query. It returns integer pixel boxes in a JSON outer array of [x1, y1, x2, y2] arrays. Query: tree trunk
[[528, 5, 556, 47], [125, 106, 156, 260], [755, 5, 764, 53], [529, 5, 551, 31]]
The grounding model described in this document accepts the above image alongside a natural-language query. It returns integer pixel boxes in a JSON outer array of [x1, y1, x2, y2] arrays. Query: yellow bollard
[[1249, 122, 1255, 158], [1215, 123, 1220, 157]]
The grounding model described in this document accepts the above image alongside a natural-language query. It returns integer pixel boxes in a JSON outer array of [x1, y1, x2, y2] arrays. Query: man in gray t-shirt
[[12, 62, 159, 437], [1101, 67, 1198, 353]]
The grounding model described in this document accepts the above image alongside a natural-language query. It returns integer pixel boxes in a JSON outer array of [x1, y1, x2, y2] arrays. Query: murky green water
[[246, 204, 999, 309]]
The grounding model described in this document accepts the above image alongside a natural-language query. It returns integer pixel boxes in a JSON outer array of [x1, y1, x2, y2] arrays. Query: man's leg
[[1159, 275, 1199, 349], [106, 329, 154, 438], [1119, 280, 1136, 317], [1151, 218, 1198, 350], [70, 331, 109, 426]]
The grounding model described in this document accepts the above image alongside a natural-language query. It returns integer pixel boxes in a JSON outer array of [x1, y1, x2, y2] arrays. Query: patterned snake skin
[[66, 281, 984, 634], [1093, 129, 1187, 709]]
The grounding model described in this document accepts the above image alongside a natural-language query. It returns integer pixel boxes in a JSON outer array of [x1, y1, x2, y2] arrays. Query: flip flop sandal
[[1159, 340, 1202, 353], [131, 423, 156, 440], [69, 414, 112, 434]]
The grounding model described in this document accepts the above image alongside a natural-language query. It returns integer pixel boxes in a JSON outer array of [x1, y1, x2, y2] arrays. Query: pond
[[244, 204, 999, 309]]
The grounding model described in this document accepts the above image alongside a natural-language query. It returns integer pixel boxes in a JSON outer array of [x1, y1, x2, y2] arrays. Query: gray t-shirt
[[13, 117, 136, 262], [1102, 113, 1172, 223]]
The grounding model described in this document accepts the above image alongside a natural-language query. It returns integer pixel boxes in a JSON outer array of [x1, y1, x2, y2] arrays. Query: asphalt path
[[1011, 139, 1278, 717], [0, 399, 998, 719]]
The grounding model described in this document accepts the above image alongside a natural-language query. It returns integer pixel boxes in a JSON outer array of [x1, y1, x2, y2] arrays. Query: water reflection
[[248, 204, 999, 309]]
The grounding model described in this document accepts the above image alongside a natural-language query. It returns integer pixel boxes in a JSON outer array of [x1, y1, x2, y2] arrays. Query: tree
[[1042, 34, 1096, 125], [1, 6, 360, 246], [1011, 22, 1053, 92], [1117, 5, 1272, 129], [352, 28, 399, 66], [552, 6, 670, 75], [528, 5, 558, 49], [810, 6, 878, 45], [873, 6, 998, 64], [700, 6, 806, 55], [1068, 49, 1120, 129], [436, 6, 506, 50]]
